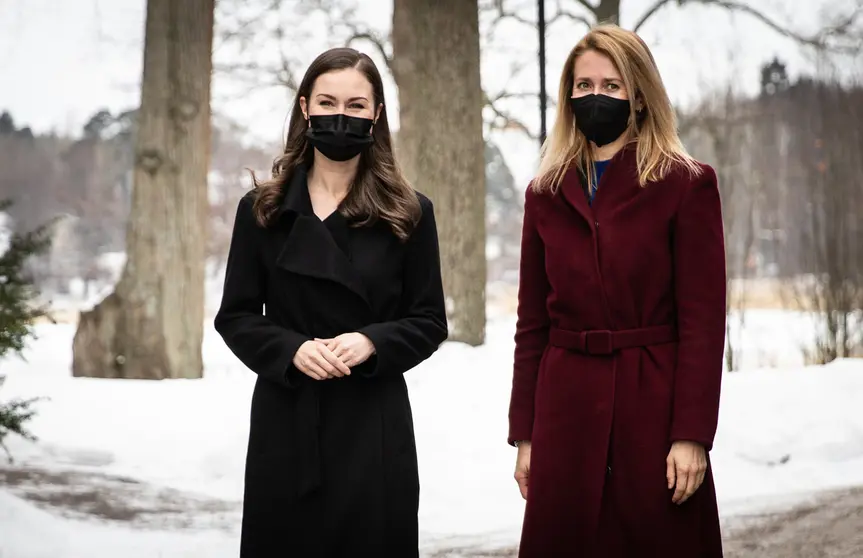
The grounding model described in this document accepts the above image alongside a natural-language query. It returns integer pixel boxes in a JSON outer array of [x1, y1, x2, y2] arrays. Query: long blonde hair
[[533, 24, 700, 193]]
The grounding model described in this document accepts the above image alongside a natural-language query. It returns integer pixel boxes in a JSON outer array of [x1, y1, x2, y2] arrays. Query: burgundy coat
[[508, 145, 726, 558]]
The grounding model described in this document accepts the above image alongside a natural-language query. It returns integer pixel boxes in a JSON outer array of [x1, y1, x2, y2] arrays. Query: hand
[[667, 440, 707, 505], [514, 441, 531, 500], [292, 340, 351, 380], [316, 333, 376, 368]]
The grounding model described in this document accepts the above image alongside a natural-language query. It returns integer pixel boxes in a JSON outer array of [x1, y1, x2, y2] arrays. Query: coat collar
[[273, 165, 372, 310], [558, 142, 638, 222], [276, 165, 314, 219]]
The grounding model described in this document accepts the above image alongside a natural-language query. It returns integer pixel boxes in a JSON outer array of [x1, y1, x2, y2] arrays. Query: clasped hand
[[292, 333, 375, 380]]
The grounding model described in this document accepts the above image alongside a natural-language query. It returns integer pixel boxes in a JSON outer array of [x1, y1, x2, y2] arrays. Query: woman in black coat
[[214, 47, 448, 558]]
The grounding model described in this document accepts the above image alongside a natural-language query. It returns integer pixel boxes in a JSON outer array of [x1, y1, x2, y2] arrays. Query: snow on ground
[[1, 309, 863, 556], [0, 489, 236, 558]]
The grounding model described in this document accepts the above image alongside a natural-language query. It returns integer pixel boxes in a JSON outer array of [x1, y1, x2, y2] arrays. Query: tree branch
[[484, 1, 535, 42], [548, 0, 594, 28], [573, 0, 598, 17], [484, 91, 537, 138], [301, 0, 394, 72], [634, 0, 863, 52], [632, 0, 676, 32], [483, 0, 593, 44], [344, 30, 394, 73]]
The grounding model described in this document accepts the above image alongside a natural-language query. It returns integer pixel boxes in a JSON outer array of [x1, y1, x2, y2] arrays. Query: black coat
[[214, 166, 448, 557]]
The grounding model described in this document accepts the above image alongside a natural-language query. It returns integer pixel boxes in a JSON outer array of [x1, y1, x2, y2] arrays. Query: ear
[[299, 96, 309, 120], [370, 103, 384, 135]]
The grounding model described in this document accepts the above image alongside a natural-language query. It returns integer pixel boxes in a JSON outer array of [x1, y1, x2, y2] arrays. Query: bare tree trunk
[[72, 0, 214, 379], [392, 0, 487, 346], [593, 0, 622, 24]]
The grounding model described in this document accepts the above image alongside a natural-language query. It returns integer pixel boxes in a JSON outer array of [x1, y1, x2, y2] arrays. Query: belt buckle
[[584, 330, 613, 355]]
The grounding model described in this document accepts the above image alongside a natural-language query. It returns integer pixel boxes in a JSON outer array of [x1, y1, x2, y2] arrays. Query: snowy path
[[0, 464, 239, 530], [424, 487, 863, 557], [4, 467, 861, 558], [722, 486, 863, 558], [2, 312, 863, 555]]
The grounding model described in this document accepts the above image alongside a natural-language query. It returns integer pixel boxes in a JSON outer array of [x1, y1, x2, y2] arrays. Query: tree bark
[[72, 0, 214, 379], [392, 0, 487, 346], [593, 0, 622, 24]]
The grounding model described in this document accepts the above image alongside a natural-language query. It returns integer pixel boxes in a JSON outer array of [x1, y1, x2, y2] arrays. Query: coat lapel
[[557, 144, 640, 222], [558, 166, 593, 223], [273, 166, 371, 308]]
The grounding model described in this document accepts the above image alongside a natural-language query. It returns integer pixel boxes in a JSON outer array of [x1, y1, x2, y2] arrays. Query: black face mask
[[306, 113, 375, 162], [570, 94, 632, 147]]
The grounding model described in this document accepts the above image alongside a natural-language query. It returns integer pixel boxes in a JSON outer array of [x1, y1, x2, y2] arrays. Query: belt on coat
[[548, 324, 677, 355]]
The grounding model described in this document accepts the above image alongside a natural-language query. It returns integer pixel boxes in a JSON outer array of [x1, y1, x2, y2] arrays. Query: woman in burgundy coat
[[508, 24, 726, 557]]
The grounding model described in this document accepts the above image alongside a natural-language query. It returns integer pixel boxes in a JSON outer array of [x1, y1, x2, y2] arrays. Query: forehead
[[311, 68, 373, 98], [573, 50, 621, 79]]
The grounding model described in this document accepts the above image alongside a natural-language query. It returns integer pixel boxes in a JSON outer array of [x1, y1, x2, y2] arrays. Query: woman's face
[[300, 68, 379, 121], [572, 50, 630, 101]]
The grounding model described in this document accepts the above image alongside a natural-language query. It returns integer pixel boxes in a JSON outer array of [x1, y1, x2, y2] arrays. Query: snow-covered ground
[[1, 308, 863, 557]]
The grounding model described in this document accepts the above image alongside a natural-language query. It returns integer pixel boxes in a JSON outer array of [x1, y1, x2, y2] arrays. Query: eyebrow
[[315, 93, 370, 102], [575, 77, 622, 83]]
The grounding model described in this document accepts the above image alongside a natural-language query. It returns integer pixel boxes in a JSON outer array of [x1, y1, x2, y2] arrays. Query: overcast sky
[[1, 0, 858, 185]]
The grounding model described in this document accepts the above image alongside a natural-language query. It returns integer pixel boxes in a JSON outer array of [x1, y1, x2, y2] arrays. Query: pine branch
[[0, 199, 54, 359], [0, 397, 43, 464]]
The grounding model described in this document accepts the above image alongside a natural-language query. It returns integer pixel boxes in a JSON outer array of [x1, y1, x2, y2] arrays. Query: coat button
[[607, 465, 612, 475]]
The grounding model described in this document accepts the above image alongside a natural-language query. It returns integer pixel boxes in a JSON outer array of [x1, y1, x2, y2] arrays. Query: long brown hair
[[251, 47, 420, 241], [534, 24, 700, 193]]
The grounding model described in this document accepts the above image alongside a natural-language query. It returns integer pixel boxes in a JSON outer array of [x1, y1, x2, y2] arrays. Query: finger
[[341, 350, 356, 366], [682, 472, 699, 504], [515, 476, 528, 500], [297, 355, 317, 374], [333, 345, 347, 359], [320, 348, 350, 376], [311, 352, 338, 376], [693, 467, 707, 495], [314, 338, 338, 352], [304, 361, 329, 380], [666, 457, 676, 490], [673, 466, 691, 504]]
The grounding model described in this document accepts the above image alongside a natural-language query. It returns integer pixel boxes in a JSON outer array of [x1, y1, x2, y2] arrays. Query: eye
[[348, 102, 365, 109], [319, 100, 334, 107], [606, 83, 620, 91], [576, 81, 590, 90]]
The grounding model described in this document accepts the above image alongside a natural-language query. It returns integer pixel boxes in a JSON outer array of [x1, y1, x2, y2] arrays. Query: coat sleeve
[[508, 186, 551, 446], [355, 194, 448, 378], [669, 165, 727, 451], [213, 193, 310, 388]]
